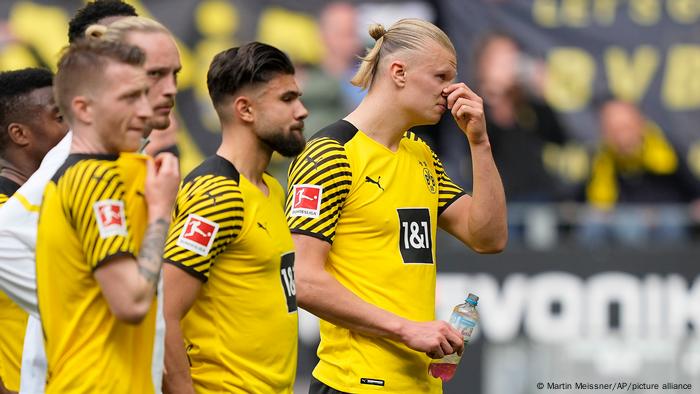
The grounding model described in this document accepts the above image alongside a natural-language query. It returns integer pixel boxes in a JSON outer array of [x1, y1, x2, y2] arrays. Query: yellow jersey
[[36, 153, 156, 394], [0, 176, 26, 392], [0, 177, 19, 206], [286, 120, 465, 393], [163, 155, 298, 393]]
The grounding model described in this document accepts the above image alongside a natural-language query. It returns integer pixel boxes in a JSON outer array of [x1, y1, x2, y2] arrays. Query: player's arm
[[288, 138, 462, 358], [162, 264, 199, 394], [161, 175, 242, 392], [94, 153, 180, 324], [293, 234, 463, 358], [437, 82, 507, 253]]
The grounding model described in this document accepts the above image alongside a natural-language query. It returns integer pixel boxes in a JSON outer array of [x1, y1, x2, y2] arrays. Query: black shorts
[[309, 376, 349, 394]]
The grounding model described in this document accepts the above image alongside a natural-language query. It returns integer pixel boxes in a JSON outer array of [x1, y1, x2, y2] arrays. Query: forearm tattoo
[[138, 218, 170, 285]]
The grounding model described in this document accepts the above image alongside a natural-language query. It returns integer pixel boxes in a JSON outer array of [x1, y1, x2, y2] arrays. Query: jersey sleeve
[[432, 150, 466, 216], [163, 175, 244, 282], [66, 162, 138, 270], [285, 137, 352, 243]]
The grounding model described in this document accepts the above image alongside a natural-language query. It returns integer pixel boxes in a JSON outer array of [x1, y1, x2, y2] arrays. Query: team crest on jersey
[[93, 200, 127, 238], [418, 161, 437, 194], [177, 214, 219, 256], [290, 184, 322, 218], [423, 168, 437, 194]]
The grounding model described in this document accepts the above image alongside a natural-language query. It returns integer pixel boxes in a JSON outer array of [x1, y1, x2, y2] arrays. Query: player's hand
[[145, 152, 180, 220], [443, 83, 488, 145], [399, 320, 464, 359]]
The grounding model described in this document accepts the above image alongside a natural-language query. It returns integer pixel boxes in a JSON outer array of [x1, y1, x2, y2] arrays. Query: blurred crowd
[[437, 31, 700, 248], [1, 0, 699, 248]]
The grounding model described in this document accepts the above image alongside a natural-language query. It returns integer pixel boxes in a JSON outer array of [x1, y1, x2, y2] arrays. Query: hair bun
[[85, 24, 107, 39], [368, 23, 386, 41]]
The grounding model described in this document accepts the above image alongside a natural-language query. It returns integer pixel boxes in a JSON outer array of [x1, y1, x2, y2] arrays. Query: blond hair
[[55, 40, 145, 122], [351, 18, 455, 90], [85, 16, 170, 43]]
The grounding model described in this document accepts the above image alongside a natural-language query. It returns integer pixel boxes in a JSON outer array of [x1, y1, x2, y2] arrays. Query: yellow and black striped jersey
[[0, 176, 19, 206], [36, 153, 156, 394], [0, 176, 26, 392], [286, 120, 465, 393], [164, 155, 298, 393]]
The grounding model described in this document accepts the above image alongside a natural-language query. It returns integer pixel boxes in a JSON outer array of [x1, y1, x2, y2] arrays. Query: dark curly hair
[[68, 0, 138, 43], [0, 68, 54, 154], [207, 42, 295, 109]]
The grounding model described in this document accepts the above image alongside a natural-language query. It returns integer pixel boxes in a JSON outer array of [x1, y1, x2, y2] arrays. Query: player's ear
[[389, 60, 407, 88], [71, 95, 92, 124], [233, 96, 254, 123], [6, 123, 30, 147]]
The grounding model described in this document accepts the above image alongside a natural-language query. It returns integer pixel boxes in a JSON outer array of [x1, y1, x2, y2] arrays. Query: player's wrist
[[390, 316, 412, 343], [147, 201, 175, 221], [147, 211, 171, 225], [467, 135, 492, 149]]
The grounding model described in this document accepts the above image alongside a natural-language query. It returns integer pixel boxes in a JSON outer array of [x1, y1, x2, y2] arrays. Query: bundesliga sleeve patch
[[93, 199, 128, 238], [290, 184, 323, 218], [176, 214, 219, 256]]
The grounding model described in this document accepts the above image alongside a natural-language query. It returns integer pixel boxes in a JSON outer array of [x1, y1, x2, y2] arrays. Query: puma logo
[[365, 175, 384, 191], [205, 191, 216, 205], [305, 156, 319, 170]]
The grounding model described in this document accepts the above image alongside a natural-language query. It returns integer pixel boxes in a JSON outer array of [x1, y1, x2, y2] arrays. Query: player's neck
[[69, 129, 116, 155], [0, 149, 39, 186], [345, 92, 413, 152], [0, 158, 30, 186], [217, 125, 271, 194]]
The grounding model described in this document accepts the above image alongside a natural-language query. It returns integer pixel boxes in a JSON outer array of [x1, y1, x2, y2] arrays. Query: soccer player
[[0, 68, 67, 394], [83, 16, 182, 392], [286, 19, 507, 393], [68, 0, 179, 157], [35, 39, 179, 393], [0, 9, 182, 392], [162, 42, 307, 393]]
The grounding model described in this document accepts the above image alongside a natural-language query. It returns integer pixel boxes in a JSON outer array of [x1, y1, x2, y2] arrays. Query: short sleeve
[[66, 162, 137, 270], [285, 137, 352, 243], [163, 175, 244, 282], [432, 150, 466, 216]]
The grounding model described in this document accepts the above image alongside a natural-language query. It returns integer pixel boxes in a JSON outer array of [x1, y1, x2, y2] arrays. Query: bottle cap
[[466, 293, 479, 306]]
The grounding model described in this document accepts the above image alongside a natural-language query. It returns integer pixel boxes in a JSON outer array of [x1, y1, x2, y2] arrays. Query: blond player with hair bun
[[286, 18, 507, 393]]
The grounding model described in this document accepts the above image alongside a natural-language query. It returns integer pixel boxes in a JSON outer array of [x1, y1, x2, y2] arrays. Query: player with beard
[[162, 42, 307, 394]]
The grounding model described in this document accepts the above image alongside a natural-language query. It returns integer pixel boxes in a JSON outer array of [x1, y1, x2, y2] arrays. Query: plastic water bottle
[[428, 293, 479, 382]]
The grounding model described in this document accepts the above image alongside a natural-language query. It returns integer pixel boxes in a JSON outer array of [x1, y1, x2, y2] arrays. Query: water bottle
[[428, 293, 479, 382]]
